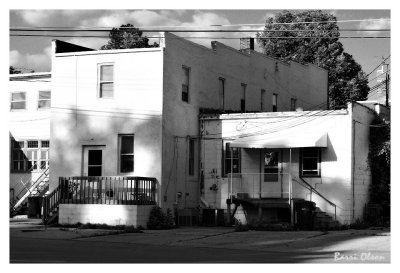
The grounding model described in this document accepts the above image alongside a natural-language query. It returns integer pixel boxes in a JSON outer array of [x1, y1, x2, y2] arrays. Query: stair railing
[[11, 167, 50, 211], [292, 177, 337, 221], [42, 185, 61, 225]]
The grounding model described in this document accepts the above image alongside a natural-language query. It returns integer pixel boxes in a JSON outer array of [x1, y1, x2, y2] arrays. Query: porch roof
[[229, 130, 328, 149]]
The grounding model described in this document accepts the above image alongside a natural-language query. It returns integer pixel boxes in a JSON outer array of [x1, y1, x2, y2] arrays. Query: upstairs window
[[300, 148, 321, 177], [11, 92, 26, 110], [99, 64, 114, 98], [119, 135, 134, 173], [38, 91, 51, 109], [182, 66, 190, 102], [241, 83, 246, 112], [218, 78, 225, 110], [272, 93, 278, 112], [290, 98, 297, 111]]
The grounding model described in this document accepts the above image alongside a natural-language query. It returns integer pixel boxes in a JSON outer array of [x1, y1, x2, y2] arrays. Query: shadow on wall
[[323, 135, 337, 162]]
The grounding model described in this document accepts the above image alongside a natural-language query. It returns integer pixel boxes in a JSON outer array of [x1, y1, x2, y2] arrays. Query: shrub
[[147, 206, 175, 230]]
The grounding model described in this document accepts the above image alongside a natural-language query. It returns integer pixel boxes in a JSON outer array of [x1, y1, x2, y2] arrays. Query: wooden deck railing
[[58, 176, 157, 205]]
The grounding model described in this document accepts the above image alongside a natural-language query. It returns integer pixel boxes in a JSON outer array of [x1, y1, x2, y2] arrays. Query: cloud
[[10, 46, 52, 72], [358, 18, 390, 36], [15, 10, 59, 25]]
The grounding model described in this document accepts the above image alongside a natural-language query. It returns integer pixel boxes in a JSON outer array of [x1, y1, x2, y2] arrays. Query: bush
[[147, 206, 175, 230]]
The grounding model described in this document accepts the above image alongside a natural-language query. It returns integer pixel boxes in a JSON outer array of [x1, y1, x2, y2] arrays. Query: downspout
[[352, 119, 356, 222]]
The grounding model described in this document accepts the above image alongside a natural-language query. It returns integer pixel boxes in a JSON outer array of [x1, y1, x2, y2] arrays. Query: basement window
[[300, 148, 321, 177]]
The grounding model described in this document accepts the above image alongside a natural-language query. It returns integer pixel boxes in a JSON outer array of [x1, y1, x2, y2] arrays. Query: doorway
[[82, 146, 105, 176], [261, 149, 281, 198]]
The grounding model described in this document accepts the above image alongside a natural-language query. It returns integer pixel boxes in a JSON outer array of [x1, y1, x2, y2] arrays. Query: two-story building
[[9, 72, 51, 215], [47, 32, 329, 226]]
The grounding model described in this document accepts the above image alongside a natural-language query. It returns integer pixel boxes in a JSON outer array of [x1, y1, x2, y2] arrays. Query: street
[[9, 223, 390, 263]]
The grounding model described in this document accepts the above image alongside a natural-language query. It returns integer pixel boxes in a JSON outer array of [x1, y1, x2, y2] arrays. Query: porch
[[43, 176, 157, 226]]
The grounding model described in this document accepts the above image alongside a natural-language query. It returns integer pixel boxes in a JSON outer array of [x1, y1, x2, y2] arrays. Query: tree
[[256, 10, 370, 109], [100, 23, 159, 50], [10, 66, 21, 74]]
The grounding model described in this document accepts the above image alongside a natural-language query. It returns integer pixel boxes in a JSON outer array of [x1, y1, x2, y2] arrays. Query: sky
[[9, 9, 390, 88]]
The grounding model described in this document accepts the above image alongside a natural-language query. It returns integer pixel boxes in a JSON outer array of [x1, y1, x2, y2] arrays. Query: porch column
[[289, 148, 294, 226]]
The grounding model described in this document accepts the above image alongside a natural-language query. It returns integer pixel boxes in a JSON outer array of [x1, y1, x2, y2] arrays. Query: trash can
[[27, 196, 43, 218], [294, 200, 316, 230]]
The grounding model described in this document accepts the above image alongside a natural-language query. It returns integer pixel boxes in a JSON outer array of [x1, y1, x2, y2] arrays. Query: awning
[[229, 128, 328, 149]]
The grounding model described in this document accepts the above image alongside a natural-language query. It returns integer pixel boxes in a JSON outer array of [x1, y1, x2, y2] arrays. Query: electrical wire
[[366, 55, 390, 77]]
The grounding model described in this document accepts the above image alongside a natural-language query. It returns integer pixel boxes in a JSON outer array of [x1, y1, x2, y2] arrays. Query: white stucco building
[[200, 102, 376, 226], [47, 32, 331, 226], [9, 72, 51, 212]]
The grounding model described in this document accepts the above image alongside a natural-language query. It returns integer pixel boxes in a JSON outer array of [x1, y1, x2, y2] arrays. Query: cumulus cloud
[[358, 18, 390, 36], [10, 46, 52, 72]]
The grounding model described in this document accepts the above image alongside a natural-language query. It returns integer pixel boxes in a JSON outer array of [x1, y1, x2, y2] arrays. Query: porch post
[[230, 145, 233, 202]]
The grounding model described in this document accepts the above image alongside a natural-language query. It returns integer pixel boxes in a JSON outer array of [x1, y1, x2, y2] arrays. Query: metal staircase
[[10, 166, 50, 217]]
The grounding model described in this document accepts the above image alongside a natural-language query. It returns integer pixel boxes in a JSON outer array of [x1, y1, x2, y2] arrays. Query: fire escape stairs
[[10, 167, 50, 217]]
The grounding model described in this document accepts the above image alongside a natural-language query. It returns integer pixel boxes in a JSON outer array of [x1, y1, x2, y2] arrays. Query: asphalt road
[[11, 236, 337, 263]]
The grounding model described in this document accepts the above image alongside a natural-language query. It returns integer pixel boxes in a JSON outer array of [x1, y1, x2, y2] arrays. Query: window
[[189, 138, 195, 176], [99, 64, 114, 98], [11, 92, 26, 110], [290, 98, 297, 111], [38, 91, 51, 109], [224, 143, 241, 175], [11, 139, 49, 172], [264, 151, 279, 182], [119, 135, 134, 173], [261, 89, 266, 111], [300, 148, 321, 177], [272, 93, 278, 112], [241, 83, 246, 112], [88, 150, 102, 176], [218, 78, 225, 110], [182, 66, 190, 102]]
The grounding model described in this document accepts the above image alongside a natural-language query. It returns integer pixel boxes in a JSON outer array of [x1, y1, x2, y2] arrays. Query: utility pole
[[384, 63, 390, 106]]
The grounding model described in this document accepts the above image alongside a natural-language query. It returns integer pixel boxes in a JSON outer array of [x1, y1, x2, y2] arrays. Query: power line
[[10, 28, 390, 32], [366, 55, 390, 77], [10, 34, 391, 39]]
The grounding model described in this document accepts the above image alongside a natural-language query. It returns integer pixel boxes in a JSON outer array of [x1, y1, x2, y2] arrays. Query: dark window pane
[[265, 173, 278, 182], [27, 141, 38, 148], [11, 101, 26, 110], [38, 100, 51, 109], [303, 158, 318, 170], [100, 65, 113, 81], [100, 83, 113, 98], [12, 92, 25, 101], [40, 161, 47, 169], [121, 136, 134, 154], [41, 140, 50, 148], [120, 155, 134, 173], [39, 91, 51, 100], [88, 166, 102, 176], [88, 150, 102, 165]]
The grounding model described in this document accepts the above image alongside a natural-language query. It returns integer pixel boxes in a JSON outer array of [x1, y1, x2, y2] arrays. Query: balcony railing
[[59, 176, 157, 205]]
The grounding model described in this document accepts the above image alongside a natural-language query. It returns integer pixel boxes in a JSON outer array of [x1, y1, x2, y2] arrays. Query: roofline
[[9, 72, 51, 79], [200, 109, 348, 120]]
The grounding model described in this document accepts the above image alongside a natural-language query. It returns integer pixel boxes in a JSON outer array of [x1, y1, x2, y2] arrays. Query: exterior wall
[[50, 47, 164, 205], [161, 33, 328, 212], [9, 74, 51, 196], [200, 105, 373, 224], [351, 103, 376, 222], [59, 204, 153, 227]]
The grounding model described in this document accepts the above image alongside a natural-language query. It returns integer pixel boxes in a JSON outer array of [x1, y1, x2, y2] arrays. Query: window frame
[[98, 63, 115, 99], [241, 83, 246, 112], [182, 65, 190, 103], [218, 77, 225, 110], [10, 91, 26, 111], [300, 147, 321, 177], [118, 134, 135, 174], [10, 139, 49, 173], [37, 90, 51, 110], [223, 142, 241, 176]]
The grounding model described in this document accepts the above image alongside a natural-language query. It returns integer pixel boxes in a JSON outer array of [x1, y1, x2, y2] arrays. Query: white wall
[[59, 204, 153, 227], [50, 48, 164, 200]]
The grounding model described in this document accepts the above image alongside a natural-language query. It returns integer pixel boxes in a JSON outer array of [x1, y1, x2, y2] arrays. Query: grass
[[57, 222, 144, 234]]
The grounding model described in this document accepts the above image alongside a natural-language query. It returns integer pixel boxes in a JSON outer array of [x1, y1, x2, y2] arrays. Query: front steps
[[314, 207, 340, 230]]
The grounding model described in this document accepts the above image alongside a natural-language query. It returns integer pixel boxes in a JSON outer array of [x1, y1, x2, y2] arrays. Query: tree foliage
[[257, 10, 370, 109], [368, 116, 390, 208], [10, 66, 22, 74], [100, 23, 159, 50]]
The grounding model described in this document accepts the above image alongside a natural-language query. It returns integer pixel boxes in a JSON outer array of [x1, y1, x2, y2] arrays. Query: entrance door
[[261, 149, 281, 198], [82, 146, 104, 176]]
